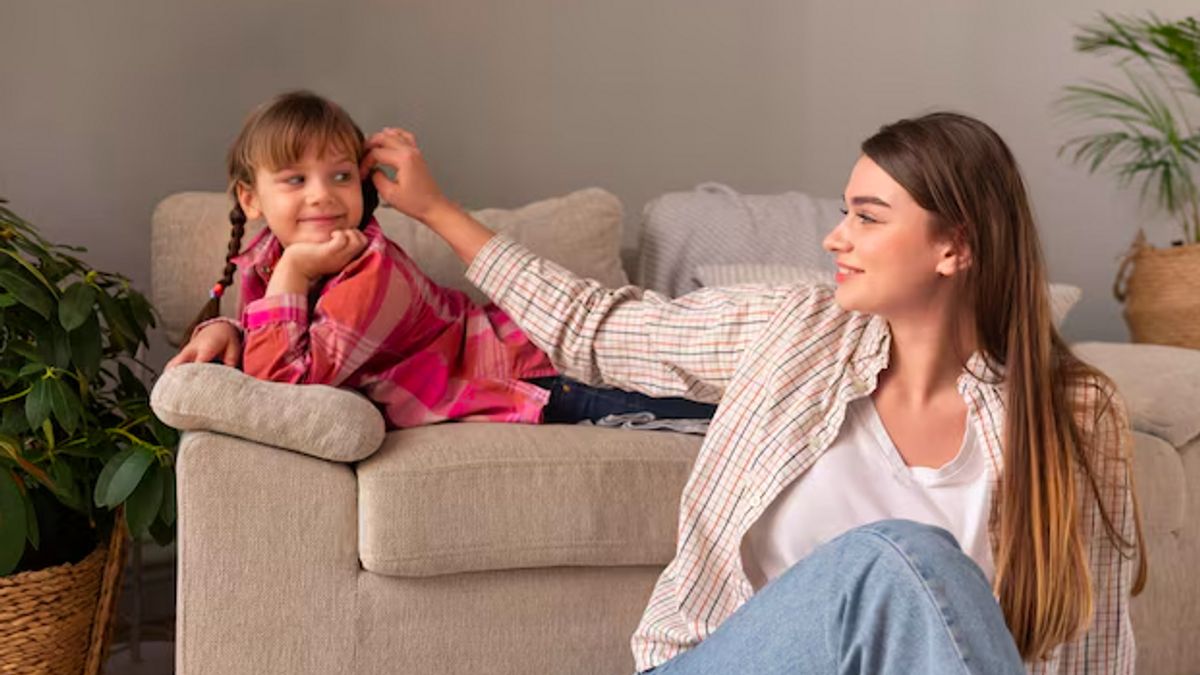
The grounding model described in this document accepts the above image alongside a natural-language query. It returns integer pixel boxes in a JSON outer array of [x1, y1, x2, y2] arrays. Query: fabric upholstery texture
[[357, 423, 700, 576], [1074, 341, 1200, 448], [151, 362, 386, 462]]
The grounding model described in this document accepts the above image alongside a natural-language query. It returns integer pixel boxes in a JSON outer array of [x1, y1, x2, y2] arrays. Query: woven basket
[[1114, 232, 1200, 349], [0, 516, 127, 675]]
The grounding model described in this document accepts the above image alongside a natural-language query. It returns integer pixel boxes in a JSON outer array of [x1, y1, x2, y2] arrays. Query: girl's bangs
[[246, 117, 362, 171]]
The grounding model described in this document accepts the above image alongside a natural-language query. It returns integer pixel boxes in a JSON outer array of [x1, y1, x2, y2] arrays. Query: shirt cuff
[[464, 235, 539, 302], [243, 293, 308, 331], [191, 316, 243, 342]]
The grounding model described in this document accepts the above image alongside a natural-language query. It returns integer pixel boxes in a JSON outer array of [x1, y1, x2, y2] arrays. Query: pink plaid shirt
[[230, 221, 557, 428], [466, 235, 1141, 675]]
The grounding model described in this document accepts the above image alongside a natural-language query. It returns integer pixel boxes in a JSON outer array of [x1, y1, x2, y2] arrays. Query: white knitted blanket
[[633, 182, 843, 296]]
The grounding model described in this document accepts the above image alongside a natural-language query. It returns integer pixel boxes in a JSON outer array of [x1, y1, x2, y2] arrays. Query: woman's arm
[[363, 127, 789, 401]]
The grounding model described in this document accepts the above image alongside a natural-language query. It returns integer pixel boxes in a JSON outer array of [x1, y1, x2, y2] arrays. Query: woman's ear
[[235, 182, 262, 220], [935, 226, 973, 277]]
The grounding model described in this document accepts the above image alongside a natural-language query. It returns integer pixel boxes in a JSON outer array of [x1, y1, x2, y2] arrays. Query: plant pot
[[0, 517, 126, 674], [1114, 233, 1200, 349]]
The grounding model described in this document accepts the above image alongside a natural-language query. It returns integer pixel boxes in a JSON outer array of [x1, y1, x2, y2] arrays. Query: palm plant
[[1057, 12, 1200, 244]]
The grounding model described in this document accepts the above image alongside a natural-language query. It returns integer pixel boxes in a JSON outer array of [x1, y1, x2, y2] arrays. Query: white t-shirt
[[739, 395, 994, 591]]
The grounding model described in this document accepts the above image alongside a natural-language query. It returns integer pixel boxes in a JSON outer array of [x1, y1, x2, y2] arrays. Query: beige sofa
[[149, 188, 1200, 675]]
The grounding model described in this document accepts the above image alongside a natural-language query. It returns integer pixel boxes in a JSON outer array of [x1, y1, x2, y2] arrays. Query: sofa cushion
[[1074, 341, 1200, 448], [152, 187, 628, 345], [151, 363, 386, 462], [356, 423, 701, 577], [1130, 431, 1185, 537]]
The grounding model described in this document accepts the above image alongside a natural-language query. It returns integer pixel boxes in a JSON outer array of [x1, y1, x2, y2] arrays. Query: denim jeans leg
[[531, 376, 717, 424], [642, 519, 1024, 675]]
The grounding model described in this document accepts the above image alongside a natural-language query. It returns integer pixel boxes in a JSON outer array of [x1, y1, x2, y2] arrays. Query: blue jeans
[[640, 519, 1023, 675], [526, 376, 717, 424]]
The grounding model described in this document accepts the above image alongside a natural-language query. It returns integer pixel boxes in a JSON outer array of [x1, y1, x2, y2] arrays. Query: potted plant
[[1057, 12, 1200, 348], [0, 197, 177, 674]]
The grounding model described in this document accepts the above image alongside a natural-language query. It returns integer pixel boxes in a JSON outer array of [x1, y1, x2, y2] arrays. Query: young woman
[[362, 112, 1146, 674]]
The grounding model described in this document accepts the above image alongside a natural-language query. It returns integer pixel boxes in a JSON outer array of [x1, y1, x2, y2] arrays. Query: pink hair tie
[[209, 283, 225, 299]]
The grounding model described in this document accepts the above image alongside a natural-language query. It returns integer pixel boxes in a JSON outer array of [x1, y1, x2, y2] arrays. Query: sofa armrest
[[1073, 341, 1200, 448], [151, 363, 386, 462]]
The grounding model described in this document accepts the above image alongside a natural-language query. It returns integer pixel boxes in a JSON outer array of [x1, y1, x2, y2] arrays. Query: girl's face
[[822, 155, 969, 317], [237, 144, 364, 248]]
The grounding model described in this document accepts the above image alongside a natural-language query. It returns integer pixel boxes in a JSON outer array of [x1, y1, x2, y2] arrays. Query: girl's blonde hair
[[862, 112, 1146, 662], [183, 90, 375, 341]]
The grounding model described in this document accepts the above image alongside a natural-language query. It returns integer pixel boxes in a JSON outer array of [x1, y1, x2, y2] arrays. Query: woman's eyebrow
[[846, 195, 891, 208]]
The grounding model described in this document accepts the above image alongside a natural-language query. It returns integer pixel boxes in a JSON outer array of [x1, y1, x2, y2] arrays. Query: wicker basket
[[0, 516, 127, 675], [1114, 232, 1200, 349]]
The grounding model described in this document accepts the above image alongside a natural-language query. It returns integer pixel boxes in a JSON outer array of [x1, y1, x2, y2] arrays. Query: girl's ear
[[235, 182, 262, 220], [935, 225, 973, 277]]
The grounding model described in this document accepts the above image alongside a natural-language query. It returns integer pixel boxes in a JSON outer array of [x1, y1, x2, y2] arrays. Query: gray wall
[[2, 0, 1194, 363]]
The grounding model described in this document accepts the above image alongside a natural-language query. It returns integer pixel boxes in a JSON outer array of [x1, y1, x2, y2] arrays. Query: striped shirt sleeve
[[465, 235, 793, 403]]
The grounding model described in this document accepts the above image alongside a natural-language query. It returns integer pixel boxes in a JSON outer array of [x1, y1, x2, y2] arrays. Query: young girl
[[364, 114, 1147, 673], [166, 91, 714, 429]]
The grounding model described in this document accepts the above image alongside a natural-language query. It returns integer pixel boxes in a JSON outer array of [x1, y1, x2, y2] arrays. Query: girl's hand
[[166, 320, 242, 369], [279, 229, 369, 282], [363, 127, 452, 223]]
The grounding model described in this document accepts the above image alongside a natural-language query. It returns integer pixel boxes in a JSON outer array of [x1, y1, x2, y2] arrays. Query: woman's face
[[822, 155, 966, 317]]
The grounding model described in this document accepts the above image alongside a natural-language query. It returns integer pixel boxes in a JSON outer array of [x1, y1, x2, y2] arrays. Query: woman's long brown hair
[[862, 112, 1146, 662], [182, 90, 376, 341]]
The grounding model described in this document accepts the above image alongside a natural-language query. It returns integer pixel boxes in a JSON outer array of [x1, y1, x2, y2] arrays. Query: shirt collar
[[853, 314, 1005, 399]]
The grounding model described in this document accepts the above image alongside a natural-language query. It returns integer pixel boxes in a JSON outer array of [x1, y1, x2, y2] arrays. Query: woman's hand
[[363, 126, 496, 265], [166, 320, 242, 369], [362, 127, 452, 223]]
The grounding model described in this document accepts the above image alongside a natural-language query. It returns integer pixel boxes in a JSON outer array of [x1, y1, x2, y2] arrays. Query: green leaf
[[0, 470, 27, 575], [93, 447, 129, 508], [22, 485, 39, 550], [0, 293, 16, 308], [124, 462, 163, 539], [95, 291, 137, 354], [0, 403, 27, 435], [58, 282, 96, 331], [148, 514, 174, 547], [17, 363, 45, 379], [49, 460, 83, 513], [94, 447, 154, 508], [24, 378, 53, 430], [127, 292, 158, 331], [49, 378, 81, 436], [69, 314, 102, 380], [118, 363, 148, 401], [149, 416, 179, 448], [0, 268, 52, 319], [50, 324, 71, 371]]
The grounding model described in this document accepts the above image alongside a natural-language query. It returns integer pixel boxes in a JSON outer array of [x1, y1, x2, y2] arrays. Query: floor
[[105, 539, 176, 675]]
